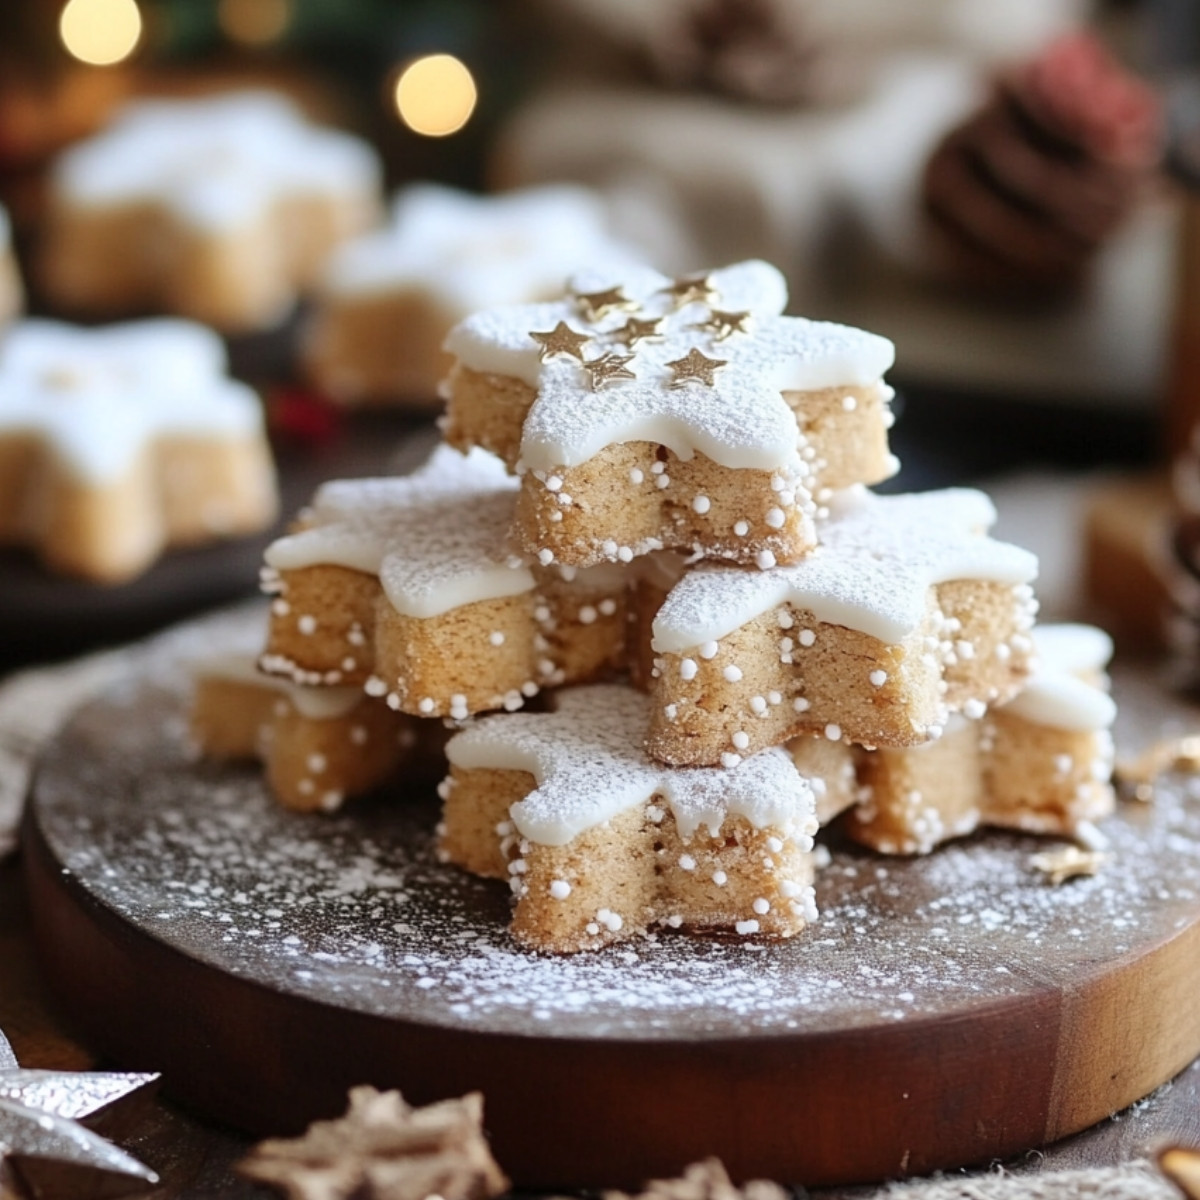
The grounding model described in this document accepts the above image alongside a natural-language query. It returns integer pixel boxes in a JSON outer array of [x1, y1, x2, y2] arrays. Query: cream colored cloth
[[0, 602, 264, 858], [860, 1159, 1177, 1199]]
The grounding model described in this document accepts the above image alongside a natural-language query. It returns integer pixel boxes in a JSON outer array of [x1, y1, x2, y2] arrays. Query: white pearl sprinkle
[[549, 879, 571, 900], [680, 658, 698, 681], [693, 495, 711, 514], [699, 641, 719, 659], [723, 665, 743, 682]]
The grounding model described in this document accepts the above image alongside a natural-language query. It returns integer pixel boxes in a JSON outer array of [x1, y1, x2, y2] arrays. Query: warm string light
[[393, 54, 477, 138], [59, 0, 142, 66], [217, 0, 292, 47]]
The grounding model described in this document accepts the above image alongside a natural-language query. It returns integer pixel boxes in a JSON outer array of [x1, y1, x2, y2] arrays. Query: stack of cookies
[[195, 258, 1117, 953]]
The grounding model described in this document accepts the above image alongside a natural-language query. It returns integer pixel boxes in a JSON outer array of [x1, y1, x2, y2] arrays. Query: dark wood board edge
[[19, 797, 1100, 1190]]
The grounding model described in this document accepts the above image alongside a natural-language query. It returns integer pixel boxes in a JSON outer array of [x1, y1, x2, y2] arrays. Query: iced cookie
[[647, 487, 1039, 764], [0, 205, 22, 326], [847, 624, 1117, 854], [439, 684, 820, 953], [442, 259, 896, 568], [260, 446, 629, 719], [190, 653, 423, 813], [0, 319, 277, 582], [40, 91, 381, 332], [305, 183, 644, 409]]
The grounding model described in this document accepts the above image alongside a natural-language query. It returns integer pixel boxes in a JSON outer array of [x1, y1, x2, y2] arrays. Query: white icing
[[193, 652, 362, 720], [445, 259, 894, 472], [446, 684, 817, 846], [1002, 624, 1116, 732], [264, 445, 534, 619], [53, 91, 380, 230], [322, 182, 644, 308], [0, 318, 263, 482], [652, 487, 1037, 652]]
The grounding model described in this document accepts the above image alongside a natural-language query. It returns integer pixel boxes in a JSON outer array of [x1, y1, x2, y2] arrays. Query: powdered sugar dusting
[[55, 91, 379, 230], [445, 260, 895, 473], [264, 445, 532, 619], [28, 624, 1200, 1041], [653, 487, 1038, 652], [0, 319, 263, 483], [446, 684, 816, 844]]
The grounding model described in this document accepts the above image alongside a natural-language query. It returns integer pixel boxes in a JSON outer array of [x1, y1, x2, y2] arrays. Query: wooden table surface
[[4, 849, 1200, 1200]]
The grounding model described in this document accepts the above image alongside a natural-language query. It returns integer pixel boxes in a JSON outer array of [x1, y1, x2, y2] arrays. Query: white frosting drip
[[53, 91, 380, 230], [193, 652, 363, 720], [0, 318, 264, 482], [445, 259, 894, 472], [322, 182, 645, 307], [264, 446, 534, 619], [1002, 624, 1116, 732], [445, 684, 817, 845], [652, 486, 1037, 652]]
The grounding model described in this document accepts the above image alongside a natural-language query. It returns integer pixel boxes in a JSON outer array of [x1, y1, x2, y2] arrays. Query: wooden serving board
[[22, 642, 1200, 1190]]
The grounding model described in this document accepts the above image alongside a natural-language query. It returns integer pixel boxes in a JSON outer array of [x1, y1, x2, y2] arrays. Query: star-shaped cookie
[[44, 91, 381, 330], [306, 183, 644, 406], [443, 259, 897, 567], [0, 317, 277, 581], [261, 445, 629, 718], [441, 684, 820, 952], [648, 487, 1039, 762]]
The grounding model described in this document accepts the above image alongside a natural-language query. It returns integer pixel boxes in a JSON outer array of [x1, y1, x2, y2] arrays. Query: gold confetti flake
[[529, 321, 591, 362], [611, 315, 665, 348], [1030, 844, 1108, 886], [666, 347, 727, 389], [583, 351, 637, 390], [1115, 734, 1200, 802], [658, 273, 718, 310], [692, 309, 752, 341], [573, 286, 639, 323]]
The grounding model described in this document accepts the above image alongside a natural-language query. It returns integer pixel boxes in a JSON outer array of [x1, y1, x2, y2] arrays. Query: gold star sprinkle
[[1030, 845, 1108, 886], [529, 321, 591, 362], [692, 309, 752, 341], [666, 347, 727, 389], [583, 352, 637, 390], [658, 273, 718, 310], [1158, 1145, 1200, 1200], [612, 315, 665, 348], [1115, 734, 1200, 802], [573, 286, 639, 323]]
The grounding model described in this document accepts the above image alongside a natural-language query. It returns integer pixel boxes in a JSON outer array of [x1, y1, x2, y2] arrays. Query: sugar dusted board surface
[[23, 611, 1200, 1189]]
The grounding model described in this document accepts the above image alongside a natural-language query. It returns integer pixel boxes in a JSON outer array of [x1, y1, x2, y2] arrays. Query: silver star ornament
[[0, 1028, 160, 1199]]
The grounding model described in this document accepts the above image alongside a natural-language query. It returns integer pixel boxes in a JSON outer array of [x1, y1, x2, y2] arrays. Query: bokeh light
[[59, 0, 142, 66], [393, 54, 477, 138], [218, 0, 292, 47]]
